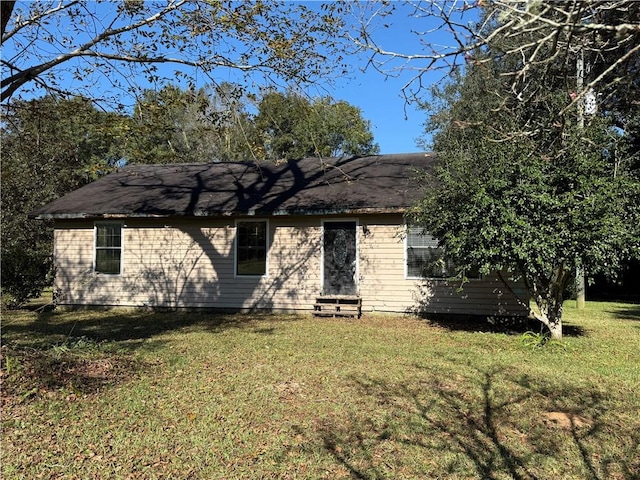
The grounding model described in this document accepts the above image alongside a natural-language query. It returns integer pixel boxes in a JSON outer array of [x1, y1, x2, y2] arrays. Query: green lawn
[[2, 302, 639, 479]]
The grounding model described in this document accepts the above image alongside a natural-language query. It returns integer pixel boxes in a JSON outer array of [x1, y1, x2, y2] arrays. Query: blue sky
[[307, 1, 470, 154], [309, 2, 450, 155], [331, 56, 429, 154], [327, 13, 431, 154]]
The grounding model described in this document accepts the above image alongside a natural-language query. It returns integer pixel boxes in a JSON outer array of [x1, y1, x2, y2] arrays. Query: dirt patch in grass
[[0, 343, 148, 408], [542, 411, 593, 429], [274, 380, 306, 401]]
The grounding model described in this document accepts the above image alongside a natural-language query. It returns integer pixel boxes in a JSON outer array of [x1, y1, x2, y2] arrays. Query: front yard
[[2, 302, 639, 479]]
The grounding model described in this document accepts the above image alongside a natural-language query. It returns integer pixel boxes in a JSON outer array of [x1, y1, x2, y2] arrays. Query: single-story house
[[31, 153, 529, 316]]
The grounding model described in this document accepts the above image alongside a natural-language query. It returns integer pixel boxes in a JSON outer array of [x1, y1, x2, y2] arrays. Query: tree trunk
[[1, 2, 15, 41], [547, 310, 563, 340], [576, 266, 586, 309], [536, 301, 563, 340], [548, 323, 562, 339], [531, 264, 570, 340]]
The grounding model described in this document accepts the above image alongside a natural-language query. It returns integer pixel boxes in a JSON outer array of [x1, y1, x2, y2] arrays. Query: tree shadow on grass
[[1, 309, 297, 404], [318, 361, 639, 479], [416, 313, 587, 337], [608, 303, 640, 321], [3, 309, 292, 350]]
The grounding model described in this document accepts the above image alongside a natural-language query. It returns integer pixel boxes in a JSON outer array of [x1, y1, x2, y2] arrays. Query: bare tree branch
[[0, 0, 15, 39], [1, 1, 187, 102], [2, 0, 77, 44], [1, 1, 347, 106], [354, 0, 640, 109]]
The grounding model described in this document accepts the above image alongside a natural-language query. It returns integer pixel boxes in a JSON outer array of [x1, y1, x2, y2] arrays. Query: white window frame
[[93, 222, 124, 275], [404, 226, 479, 280], [234, 219, 269, 278]]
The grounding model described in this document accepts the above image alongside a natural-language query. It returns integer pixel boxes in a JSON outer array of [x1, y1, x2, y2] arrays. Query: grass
[[1, 301, 639, 479]]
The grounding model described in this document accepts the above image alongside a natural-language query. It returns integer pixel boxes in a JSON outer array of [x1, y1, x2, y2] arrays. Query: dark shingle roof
[[31, 153, 434, 219]]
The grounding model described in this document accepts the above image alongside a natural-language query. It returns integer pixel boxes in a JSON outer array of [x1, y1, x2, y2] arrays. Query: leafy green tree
[[349, 0, 639, 337], [204, 83, 265, 162], [128, 85, 378, 164], [255, 90, 379, 160], [127, 85, 215, 164], [127, 83, 263, 164], [411, 28, 639, 339], [307, 97, 380, 158], [255, 90, 310, 160], [1, 96, 127, 307]]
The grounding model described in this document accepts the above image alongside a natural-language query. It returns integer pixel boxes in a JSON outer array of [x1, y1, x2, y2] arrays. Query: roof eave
[[33, 206, 409, 221]]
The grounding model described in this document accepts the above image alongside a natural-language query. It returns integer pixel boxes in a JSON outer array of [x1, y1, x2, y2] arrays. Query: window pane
[[237, 221, 266, 275], [407, 227, 439, 248], [96, 249, 121, 274], [408, 246, 450, 278], [407, 227, 445, 278], [406, 226, 478, 279], [96, 224, 121, 248]]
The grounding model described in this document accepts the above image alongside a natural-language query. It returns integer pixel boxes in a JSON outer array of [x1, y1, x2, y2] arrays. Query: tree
[[353, 1, 640, 118], [255, 90, 379, 160], [347, 1, 640, 337], [204, 82, 265, 162], [1, 96, 127, 307], [1, 1, 348, 105], [408, 20, 639, 339], [128, 86, 379, 164], [127, 85, 217, 164], [306, 96, 380, 158], [127, 83, 263, 164]]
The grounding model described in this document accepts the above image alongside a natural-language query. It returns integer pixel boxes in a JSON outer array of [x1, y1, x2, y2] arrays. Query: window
[[405, 226, 479, 279], [406, 227, 453, 279], [95, 223, 122, 274], [236, 220, 267, 276]]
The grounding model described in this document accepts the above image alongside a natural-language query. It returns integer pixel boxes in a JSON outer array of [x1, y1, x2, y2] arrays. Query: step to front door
[[313, 295, 362, 318]]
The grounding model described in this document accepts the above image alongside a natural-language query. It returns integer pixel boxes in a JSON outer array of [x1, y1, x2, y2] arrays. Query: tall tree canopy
[[127, 86, 379, 163], [1, 96, 127, 306], [408, 5, 640, 339], [1, 1, 347, 105], [126, 84, 262, 164], [255, 90, 379, 160]]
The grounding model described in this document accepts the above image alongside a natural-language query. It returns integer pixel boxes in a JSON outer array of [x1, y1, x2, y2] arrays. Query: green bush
[[0, 246, 52, 308]]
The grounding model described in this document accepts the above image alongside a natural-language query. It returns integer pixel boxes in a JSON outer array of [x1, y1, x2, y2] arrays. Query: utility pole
[[575, 48, 587, 309]]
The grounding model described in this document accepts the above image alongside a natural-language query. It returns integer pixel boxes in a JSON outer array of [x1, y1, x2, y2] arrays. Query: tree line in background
[[0, 87, 378, 307], [128, 84, 378, 163]]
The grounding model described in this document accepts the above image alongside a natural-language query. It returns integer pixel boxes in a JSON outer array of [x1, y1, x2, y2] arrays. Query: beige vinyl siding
[[53, 214, 528, 316], [358, 214, 529, 316], [54, 217, 322, 310], [357, 215, 406, 312]]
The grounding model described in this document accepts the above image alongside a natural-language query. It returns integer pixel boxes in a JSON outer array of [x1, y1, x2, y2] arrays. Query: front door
[[323, 221, 357, 295]]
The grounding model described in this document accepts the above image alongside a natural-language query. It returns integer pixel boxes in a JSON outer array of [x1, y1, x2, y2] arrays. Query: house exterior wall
[[53, 214, 529, 316], [54, 217, 322, 310], [359, 215, 529, 316]]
